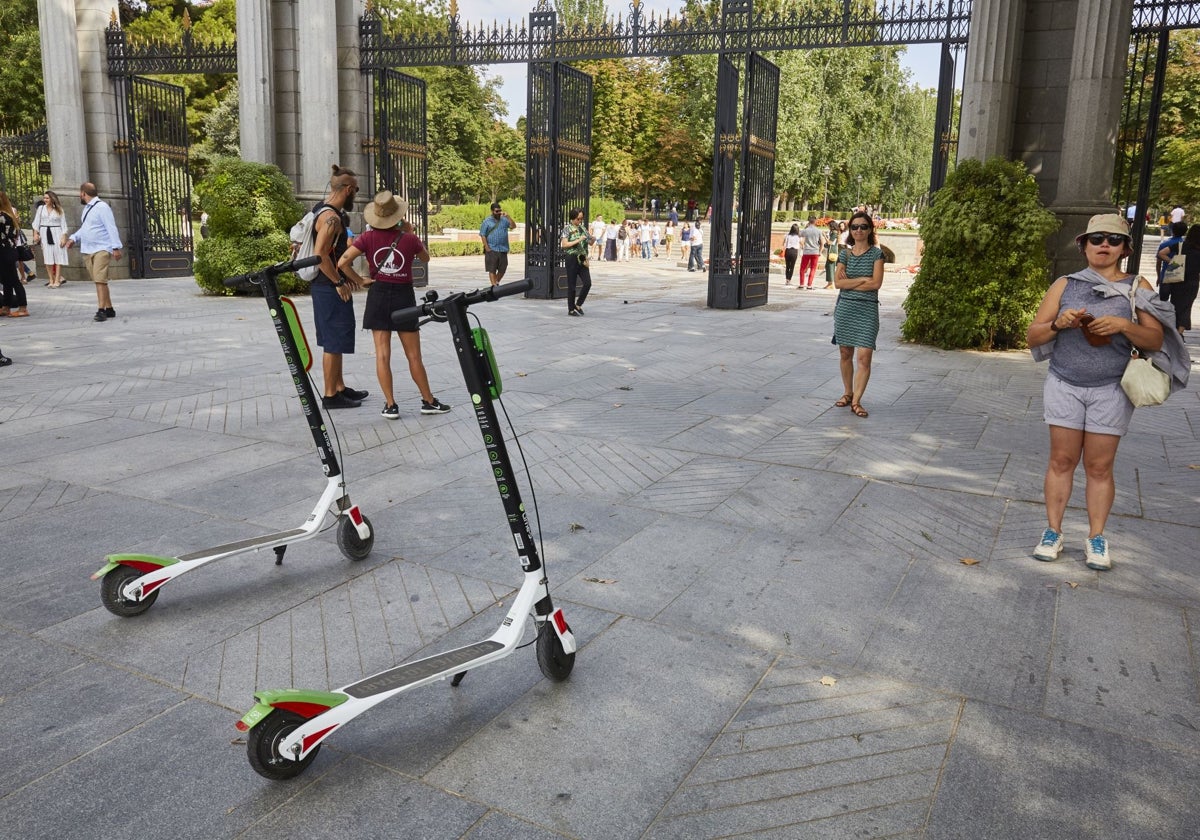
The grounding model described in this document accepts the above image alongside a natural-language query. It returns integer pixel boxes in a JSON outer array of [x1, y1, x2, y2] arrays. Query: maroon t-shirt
[[354, 228, 424, 284]]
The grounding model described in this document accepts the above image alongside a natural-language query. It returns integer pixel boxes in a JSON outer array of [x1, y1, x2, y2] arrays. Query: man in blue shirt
[[65, 182, 123, 322], [479, 202, 513, 286]]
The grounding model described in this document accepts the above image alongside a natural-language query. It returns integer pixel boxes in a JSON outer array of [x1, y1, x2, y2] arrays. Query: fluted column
[[958, 0, 1025, 162], [296, 0, 340, 195], [336, 0, 369, 184], [38, 0, 89, 194], [1055, 0, 1135, 205], [237, 0, 275, 163], [1049, 0, 1135, 279]]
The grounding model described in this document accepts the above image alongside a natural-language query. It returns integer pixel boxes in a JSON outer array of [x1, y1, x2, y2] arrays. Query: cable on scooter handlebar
[[222, 255, 323, 288], [390, 277, 533, 328]]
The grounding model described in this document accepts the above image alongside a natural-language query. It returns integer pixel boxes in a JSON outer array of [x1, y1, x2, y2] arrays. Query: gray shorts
[[1043, 374, 1134, 437]]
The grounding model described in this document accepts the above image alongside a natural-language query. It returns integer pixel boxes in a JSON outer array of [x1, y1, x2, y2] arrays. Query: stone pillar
[[958, 0, 1025, 163], [237, 0, 275, 164], [71, 0, 129, 278], [296, 0, 340, 198], [1050, 0, 1135, 279], [337, 0, 369, 189], [38, 0, 89, 197]]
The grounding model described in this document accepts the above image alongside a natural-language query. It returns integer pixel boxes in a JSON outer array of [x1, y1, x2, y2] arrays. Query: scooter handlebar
[[390, 277, 532, 327], [223, 255, 323, 288]]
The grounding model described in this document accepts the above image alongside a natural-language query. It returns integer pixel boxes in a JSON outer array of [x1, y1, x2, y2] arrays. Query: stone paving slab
[[0, 259, 1196, 838]]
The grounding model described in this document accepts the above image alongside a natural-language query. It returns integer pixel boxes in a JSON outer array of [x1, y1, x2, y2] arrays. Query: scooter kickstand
[[274, 545, 287, 566], [450, 671, 468, 687]]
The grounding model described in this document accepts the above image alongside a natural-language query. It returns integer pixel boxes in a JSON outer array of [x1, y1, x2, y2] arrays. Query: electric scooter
[[91, 255, 374, 617], [236, 277, 576, 780]]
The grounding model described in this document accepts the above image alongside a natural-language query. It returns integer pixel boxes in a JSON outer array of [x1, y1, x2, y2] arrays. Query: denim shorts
[[310, 281, 356, 354], [1043, 374, 1134, 437]]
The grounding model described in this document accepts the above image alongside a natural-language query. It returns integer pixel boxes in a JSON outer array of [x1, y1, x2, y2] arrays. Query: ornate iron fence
[[0, 127, 52, 220]]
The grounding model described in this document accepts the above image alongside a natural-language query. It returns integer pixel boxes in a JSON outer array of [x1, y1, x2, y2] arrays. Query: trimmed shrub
[[901, 157, 1059, 350], [193, 158, 305, 295], [427, 239, 525, 257]]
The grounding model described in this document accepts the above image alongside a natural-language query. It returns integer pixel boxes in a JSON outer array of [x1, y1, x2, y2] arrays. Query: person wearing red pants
[[798, 216, 826, 290]]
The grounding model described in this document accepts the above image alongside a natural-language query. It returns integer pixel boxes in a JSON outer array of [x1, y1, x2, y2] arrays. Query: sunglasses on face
[[1086, 233, 1128, 247], [850, 223, 871, 231]]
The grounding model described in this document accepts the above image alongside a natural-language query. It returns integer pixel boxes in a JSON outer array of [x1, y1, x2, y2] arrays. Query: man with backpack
[[309, 165, 369, 409]]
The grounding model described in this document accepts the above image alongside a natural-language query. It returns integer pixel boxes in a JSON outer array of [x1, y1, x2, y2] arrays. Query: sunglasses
[[849, 223, 871, 231], [1085, 233, 1128, 247]]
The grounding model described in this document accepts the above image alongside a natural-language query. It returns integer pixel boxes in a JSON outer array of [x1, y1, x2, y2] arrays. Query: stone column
[[38, 0, 89, 196], [296, 0, 340, 198], [958, 0, 1025, 163], [1050, 0, 1135, 278], [337, 0, 369, 187], [237, 0, 275, 164]]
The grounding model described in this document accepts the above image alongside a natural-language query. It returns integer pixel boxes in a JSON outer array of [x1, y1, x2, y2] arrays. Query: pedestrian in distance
[[782, 223, 801, 285], [687, 221, 704, 272], [480, 202, 513, 287], [560, 207, 592, 317], [338, 190, 450, 418], [798, 215, 825, 289], [64, 182, 122, 322], [590, 214, 606, 261], [33, 191, 69, 288], [823, 218, 840, 288], [831, 211, 884, 418], [0, 191, 30, 317], [308, 165, 370, 410], [1026, 213, 1188, 571]]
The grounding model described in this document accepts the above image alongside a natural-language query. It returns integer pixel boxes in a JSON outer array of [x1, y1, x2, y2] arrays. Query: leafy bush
[[901, 157, 1059, 350], [429, 198, 626, 233], [427, 239, 525, 257], [193, 158, 305, 295]]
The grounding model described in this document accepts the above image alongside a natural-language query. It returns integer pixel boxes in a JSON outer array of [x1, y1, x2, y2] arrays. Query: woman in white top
[[782, 223, 802, 284], [32, 191, 70, 287]]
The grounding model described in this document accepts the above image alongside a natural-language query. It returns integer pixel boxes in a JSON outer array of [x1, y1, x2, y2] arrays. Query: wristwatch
[[1049, 321, 1061, 332]]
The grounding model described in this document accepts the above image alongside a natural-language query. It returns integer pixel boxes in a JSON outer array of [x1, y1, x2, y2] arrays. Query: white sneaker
[[1084, 535, 1112, 570], [1032, 528, 1063, 562]]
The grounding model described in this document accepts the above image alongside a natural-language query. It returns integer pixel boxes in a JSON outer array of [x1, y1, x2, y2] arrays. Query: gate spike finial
[[182, 8, 192, 30], [449, 0, 458, 18], [109, 8, 118, 26]]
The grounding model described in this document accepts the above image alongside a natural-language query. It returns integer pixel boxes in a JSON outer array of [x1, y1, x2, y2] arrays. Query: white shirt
[[1170, 206, 1185, 224], [690, 226, 703, 247], [69, 197, 122, 254], [591, 218, 606, 240]]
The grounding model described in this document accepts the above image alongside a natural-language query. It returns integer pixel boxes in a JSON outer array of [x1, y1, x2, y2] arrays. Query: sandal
[[834, 394, 853, 408], [850, 403, 869, 418]]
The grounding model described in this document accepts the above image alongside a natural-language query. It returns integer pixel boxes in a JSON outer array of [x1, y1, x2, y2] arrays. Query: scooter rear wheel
[[336, 513, 374, 561], [100, 564, 159, 617], [247, 710, 320, 780], [536, 622, 575, 682]]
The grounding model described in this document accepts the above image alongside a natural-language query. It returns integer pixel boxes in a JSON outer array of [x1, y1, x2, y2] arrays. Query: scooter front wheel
[[536, 622, 575, 682], [247, 710, 320, 780], [100, 565, 159, 617], [336, 513, 374, 561]]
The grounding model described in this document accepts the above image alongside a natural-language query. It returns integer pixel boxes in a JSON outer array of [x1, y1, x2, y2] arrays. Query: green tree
[[1150, 29, 1200, 214], [0, 0, 43, 131], [902, 157, 1060, 350]]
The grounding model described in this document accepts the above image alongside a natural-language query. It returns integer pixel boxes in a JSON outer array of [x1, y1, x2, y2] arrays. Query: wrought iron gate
[[0, 127, 51, 218], [525, 61, 593, 300], [709, 51, 779, 310], [368, 68, 429, 285], [369, 70, 428, 240], [114, 76, 192, 278]]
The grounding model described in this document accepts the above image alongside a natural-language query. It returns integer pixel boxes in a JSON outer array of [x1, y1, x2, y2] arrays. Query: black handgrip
[[222, 255, 322, 288], [391, 278, 531, 328]]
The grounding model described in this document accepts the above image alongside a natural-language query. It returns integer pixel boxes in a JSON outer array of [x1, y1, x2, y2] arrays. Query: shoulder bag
[[1161, 250, 1186, 284], [1119, 281, 1171, 407]]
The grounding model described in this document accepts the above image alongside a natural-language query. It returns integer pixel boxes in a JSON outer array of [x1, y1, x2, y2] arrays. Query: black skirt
[[362, 281, 419, 332]]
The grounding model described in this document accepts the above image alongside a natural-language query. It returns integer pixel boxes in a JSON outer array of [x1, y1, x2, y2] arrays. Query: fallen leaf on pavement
[[819, 676, 837, 687], [584, 577, 617, 584], [568, 522, 586, 532], [960, 558, 980, 566], [1064, 581, 1079, 589]]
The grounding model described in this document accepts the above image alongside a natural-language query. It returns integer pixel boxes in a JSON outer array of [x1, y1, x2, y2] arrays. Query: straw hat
[[363, 190, 408, 229]]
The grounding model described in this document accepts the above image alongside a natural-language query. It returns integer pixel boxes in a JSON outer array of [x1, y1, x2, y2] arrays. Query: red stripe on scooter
[[274, 701, 332, 719], [349, 506, 363, 526], [140, 578, 168, 596], [122, 560, 167, 574], [552, 609, 568, 634], [302, 725, 338, 753]]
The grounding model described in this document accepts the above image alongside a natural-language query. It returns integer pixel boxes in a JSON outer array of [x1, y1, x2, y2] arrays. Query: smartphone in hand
[[1078, 313, 1110, 346]]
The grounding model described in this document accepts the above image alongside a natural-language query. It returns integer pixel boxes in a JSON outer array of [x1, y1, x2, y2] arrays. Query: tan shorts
[[85, 251, 112, 284]]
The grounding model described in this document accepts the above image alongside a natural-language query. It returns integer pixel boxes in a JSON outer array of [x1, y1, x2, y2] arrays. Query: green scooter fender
[[236, 688, 349, 732], [90, 553, 180, 581]]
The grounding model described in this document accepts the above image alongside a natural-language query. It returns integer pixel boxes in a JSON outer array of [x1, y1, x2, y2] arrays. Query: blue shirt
[[1157, 235, 1183, 283], [69, 198, 123, 254], [480, 214, 512, 252]]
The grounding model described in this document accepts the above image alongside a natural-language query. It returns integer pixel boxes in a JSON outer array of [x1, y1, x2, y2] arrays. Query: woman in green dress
[[832, 211, 884, 417]]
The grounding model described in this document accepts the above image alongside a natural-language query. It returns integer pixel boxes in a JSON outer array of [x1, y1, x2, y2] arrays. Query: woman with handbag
[[337, 190, 450, 419], [561, 207, 592, 317], [1025, 214, 1177, 571], [32, 191, 69, 288], [0, 191, 29, 317], [1158, 223, 1199, 336]]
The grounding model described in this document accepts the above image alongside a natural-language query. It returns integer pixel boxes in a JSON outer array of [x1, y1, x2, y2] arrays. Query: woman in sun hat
[[337, 190, 450, 419], [1026, 213, 1188, 572]]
